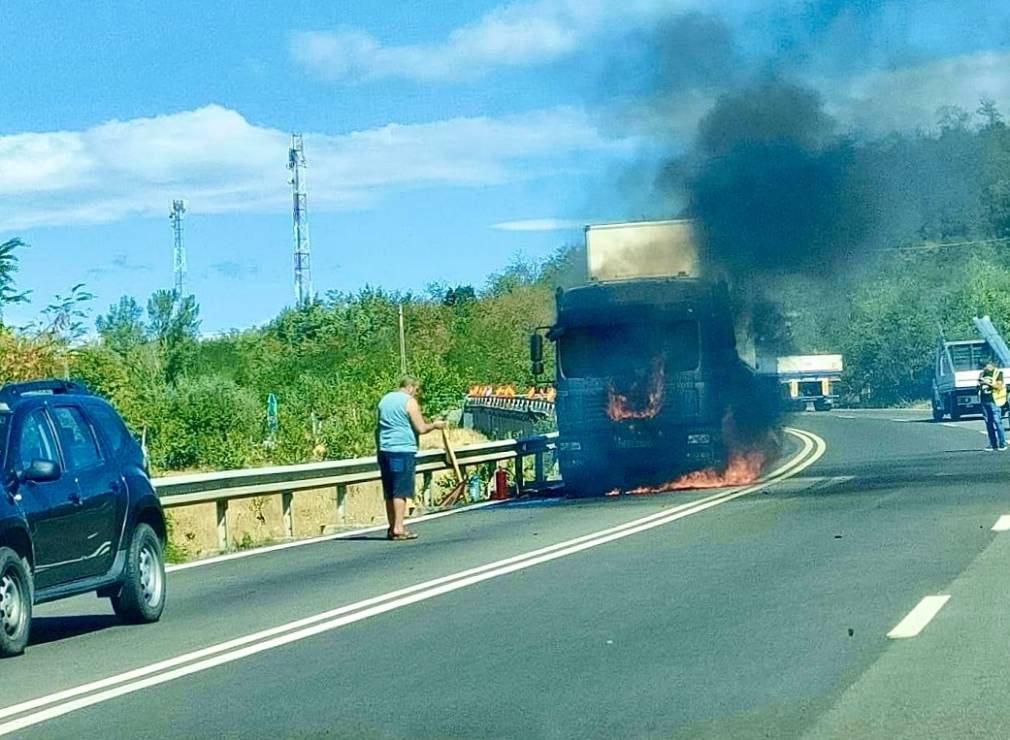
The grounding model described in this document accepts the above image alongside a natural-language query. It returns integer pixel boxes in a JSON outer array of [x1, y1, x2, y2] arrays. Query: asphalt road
[[6, 411, 1010, 738]]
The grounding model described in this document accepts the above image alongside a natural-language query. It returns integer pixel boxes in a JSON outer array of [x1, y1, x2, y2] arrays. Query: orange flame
[[623, 450, 765, 495], [607, 361, 665, 422]]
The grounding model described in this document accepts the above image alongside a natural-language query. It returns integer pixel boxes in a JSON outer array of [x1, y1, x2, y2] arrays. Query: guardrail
[[153, 432, 559, 551]]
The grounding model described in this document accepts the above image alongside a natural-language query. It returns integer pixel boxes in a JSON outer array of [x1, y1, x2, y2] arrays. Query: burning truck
[[530, 220, 779, 496]]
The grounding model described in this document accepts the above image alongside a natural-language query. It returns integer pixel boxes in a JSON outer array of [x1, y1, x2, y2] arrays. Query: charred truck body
[[533, 220, 776, 496]]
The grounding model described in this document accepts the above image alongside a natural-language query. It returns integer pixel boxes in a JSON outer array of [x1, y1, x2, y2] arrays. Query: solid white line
[[0, 428, 824, 735], [887, 595, 951, 639], [3, 481, 791, 724], [992, 515, 1010, 532], [165, 499, 506, 573]]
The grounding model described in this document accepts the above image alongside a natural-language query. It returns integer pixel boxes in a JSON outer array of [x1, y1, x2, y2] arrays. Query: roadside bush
[[156, 375, 264, 471]]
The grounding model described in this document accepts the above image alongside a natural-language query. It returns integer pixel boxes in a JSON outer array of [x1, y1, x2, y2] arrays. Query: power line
[[884, 237, 1010, 252]]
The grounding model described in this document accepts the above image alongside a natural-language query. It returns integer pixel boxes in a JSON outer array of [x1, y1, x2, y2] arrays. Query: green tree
[[147, 290, 201, 383], [0, 238, 30, 324], [97, 296, 147, 356]]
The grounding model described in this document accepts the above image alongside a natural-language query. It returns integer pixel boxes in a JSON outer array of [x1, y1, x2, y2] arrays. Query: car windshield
[[559, 321, 699, 379]]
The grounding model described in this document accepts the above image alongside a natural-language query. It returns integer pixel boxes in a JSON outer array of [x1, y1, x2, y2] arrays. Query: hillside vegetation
[[5, 104, 1010, 469]]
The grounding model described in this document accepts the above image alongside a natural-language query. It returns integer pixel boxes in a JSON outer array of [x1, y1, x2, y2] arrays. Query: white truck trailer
[[759, 354, 843, 411]]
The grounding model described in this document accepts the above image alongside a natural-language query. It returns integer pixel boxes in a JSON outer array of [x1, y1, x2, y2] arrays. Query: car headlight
[[687, 433, 711, 445]]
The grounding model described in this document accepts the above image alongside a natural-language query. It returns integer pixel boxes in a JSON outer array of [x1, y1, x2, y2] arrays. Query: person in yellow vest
[[979, 361, 1007, 450]]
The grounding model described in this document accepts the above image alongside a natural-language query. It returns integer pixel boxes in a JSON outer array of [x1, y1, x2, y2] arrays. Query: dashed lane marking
[[992, 515, 1010, 532], [887, 595, 951, 639]]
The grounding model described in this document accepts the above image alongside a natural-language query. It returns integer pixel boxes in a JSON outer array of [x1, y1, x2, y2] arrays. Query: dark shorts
[[378, 450, 416, 500]]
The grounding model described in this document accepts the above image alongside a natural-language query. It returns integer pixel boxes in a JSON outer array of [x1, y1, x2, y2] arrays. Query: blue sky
[[2, 1, 1009, 331]]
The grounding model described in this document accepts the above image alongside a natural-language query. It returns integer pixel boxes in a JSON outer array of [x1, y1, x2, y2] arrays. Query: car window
[[85, 402, 132, 455], [18, 409, 59, 472], [51, 406, 102, 471]]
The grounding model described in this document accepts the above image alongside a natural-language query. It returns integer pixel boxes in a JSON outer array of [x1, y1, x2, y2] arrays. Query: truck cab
[[548, 276, 747, 494]]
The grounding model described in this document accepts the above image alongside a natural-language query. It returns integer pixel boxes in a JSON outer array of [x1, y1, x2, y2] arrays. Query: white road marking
[[887, 595, 951, 639], [0, 429, 826, 735], [992, 515, 1010, 532], [165, 499, 506, 573]]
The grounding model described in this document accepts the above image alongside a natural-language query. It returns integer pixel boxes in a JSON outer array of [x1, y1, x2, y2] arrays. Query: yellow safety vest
[[981, 368, 1007, 406]]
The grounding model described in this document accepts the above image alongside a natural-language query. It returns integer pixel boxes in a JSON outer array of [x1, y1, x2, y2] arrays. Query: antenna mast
[[169, 200, 187, 298], [288, 134, 312, 307]]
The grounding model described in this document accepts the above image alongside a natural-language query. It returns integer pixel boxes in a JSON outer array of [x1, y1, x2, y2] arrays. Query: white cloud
[[291, 0, 699, 83], [819, 50, 1010, 134], [0, 105, 627, 230], [491, 218, 588, 231]]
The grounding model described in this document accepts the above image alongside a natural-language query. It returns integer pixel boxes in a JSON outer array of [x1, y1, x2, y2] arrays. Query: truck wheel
[[0, 547, 32, 657], [949, 401, 961, 421], [931, 405, 943, 422], [111, 524, 166, 624]]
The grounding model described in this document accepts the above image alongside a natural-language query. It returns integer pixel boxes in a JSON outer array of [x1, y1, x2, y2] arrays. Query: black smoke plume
[[669, 79, 878, 279]]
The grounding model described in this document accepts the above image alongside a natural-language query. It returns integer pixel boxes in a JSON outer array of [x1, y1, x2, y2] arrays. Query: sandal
[[388, 530, 418, 541]]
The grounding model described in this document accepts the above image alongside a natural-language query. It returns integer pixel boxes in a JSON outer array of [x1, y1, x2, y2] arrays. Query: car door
[[12, 407, 80, 589], [49, 404, 119, 580]]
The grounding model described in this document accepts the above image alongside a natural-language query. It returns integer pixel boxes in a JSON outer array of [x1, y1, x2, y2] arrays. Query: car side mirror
[[21, 459, 61, 484], [530, 333, 545, 377]]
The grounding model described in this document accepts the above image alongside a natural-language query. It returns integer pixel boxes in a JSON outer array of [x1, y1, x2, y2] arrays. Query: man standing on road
[[376, 376, 445, 540], [978, 361, 1007, 450]]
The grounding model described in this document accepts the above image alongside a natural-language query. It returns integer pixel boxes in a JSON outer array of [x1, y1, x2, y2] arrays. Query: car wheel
[[111, 524, 166, 624], [0, 547, 33, 657]]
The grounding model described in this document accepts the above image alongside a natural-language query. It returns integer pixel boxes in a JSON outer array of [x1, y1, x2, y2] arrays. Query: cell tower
[[169, 199, 187, 298], [288, 134, 312, 307]]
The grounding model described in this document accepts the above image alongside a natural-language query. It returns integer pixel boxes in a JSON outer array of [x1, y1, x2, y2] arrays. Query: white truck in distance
[[932, 316, 1010, 421]]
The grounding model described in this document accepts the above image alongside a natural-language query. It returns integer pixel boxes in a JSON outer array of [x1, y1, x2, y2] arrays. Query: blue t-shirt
[[377, 390, 418, 453]]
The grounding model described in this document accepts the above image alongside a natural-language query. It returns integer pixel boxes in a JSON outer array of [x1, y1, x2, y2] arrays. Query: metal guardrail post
[[422, 471, 433, 508], [216, 500, 228, 551], [515, 453, 525, 493], [335, 484, 348, 525], [534, 451, 545, 484], [281, 492, 294, 539]]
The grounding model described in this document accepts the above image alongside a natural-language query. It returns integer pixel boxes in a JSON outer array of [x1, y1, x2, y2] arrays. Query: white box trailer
[[585, 219, 700, 282], [759, 354, 843, 411]]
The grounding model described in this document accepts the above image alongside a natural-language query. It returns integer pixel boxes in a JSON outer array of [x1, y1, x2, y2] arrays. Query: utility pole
[[288, 134, 313, 308], [398, 304, 407, 374], [169, 200, 187, 298]]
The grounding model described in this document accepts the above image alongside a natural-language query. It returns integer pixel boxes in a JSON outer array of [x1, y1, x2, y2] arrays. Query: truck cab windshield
[[559, 321, 699, 379]]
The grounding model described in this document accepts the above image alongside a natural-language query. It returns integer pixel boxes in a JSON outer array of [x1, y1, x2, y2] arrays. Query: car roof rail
[[0, 379, 91, 402]]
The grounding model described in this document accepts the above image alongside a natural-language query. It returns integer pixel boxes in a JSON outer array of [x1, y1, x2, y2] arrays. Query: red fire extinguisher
[[494, 466, 509, 500]]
